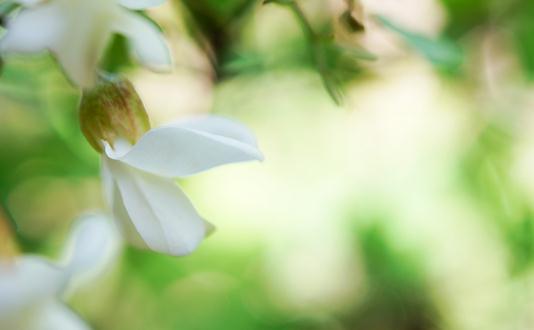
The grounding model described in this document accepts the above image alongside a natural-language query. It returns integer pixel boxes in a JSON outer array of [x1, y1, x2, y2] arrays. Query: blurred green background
[[2, 0, 534, 329]]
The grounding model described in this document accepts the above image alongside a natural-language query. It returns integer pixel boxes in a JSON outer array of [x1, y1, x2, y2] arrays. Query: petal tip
[[246, 146, 265, 162], [168, 241, 202, 257], [204, 219, 216, 238], [256, 150, 266, 162], [139, 48, 173, 72], [148, 61, 173, 73]]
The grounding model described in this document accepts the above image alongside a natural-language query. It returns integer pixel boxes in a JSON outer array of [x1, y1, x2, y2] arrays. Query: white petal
[[119, 0, 166, 10], [101, 158, 115, 207], [0, 257, 64, 320], [50, 14, 113, 88], [36, 301, 90, 330], [178, 116, 261, 147], [105, 158, 214, 249], [103, 156, 151, 250], [111, 179, 150, 250], [106, 157, 206, 256], [0, 3, 63, 53], [113, 10, 171, 72], [1, 1, 118, 87], [60, 214, 120, 293], [105, 116, 263, 177]]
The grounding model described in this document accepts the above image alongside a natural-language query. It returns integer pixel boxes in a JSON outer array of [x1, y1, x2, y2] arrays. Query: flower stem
[[276, 1, 343, 104]]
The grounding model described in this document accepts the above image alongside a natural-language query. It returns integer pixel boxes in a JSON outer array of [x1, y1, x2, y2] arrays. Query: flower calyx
[[79, 75, 150, 153]]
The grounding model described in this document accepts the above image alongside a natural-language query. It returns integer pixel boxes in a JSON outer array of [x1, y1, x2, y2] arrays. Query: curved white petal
[[36, 301, 90, 330], [0, 257, 64, 321], [2, 0, 169, 87], [111, 180, 150, 250], [104, 157, 214, 249], [103, 156, 151, 250], [50, 7, 114, 88], [106, 157, 206, 256], [61, 214, 120, 292], [113, 10, 171, 72], [105, 116, 263, 178], [178, 116, 261, 147], [2, 0, 117, 87], [52, 41, 110, 88], [119, 0, 165, 10], [0, 3, 63, 53]]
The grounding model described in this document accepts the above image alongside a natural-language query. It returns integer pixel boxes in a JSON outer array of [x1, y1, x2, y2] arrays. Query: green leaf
[[377, 15, 463, 71], [0, 0, 18, 26]]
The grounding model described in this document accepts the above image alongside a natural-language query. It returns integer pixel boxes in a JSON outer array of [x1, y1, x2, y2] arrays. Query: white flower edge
[[0, 257, 65, 320], [0, 214, 120, 330], [60, 214, 121, 294], [102, 156, 208, 256], [101, 115, 261, 256], [0, 0, 171, 87], [35, 301, 91, 330], [104, 115, 264, 178], [111, 10, 172, 73]]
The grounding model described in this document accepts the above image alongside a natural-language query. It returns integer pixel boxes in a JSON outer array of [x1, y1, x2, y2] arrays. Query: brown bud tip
[[340, 10, 365, 33], [79, 75, 150, 153], [339, 0, 365, 33]]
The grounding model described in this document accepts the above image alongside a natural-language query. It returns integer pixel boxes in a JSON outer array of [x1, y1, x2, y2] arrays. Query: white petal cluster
[[0, 215, 119, 330], [102, 116, 263, 256], [0, 0, 171, 87], [0, 0, 265, 260]]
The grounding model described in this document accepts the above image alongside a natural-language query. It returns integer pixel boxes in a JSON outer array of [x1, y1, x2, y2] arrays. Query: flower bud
[[339, 10, 364, 33], [79, 75, 150, 153], [339, 0, 365, 33]]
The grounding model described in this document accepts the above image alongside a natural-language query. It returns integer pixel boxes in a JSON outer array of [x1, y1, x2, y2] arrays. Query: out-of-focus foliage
[[3, 0, 534, 329], [459, 124, 534, 276], [338, 222, 441, 330], [378, 15, 462, 72], [441, 0, 534, 79]]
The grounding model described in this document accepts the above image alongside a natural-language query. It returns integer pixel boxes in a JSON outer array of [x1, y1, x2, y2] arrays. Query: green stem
[[267, 0, 343, 104], [287, 1, 316, 41], [292, 3, 343, 103]]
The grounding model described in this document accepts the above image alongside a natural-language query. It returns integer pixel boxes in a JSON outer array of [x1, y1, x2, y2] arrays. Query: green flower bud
[[79, 75, 150, 153]]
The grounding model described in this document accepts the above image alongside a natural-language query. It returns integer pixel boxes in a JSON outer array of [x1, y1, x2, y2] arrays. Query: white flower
[[0, 214, 119, 330], [0, 0, 171, 87], [102, 115, 263, 256]]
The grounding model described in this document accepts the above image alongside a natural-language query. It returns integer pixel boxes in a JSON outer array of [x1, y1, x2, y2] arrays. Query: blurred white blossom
[[0, 0, 171, 87], [101, 115, 263, 256], [0, 214, 120, 330]]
